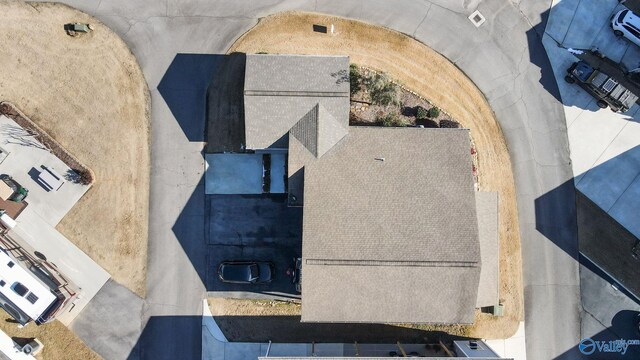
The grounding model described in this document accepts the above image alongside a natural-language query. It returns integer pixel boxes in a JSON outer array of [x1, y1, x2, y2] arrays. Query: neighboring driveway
[[207, 194, 302, 299], [544, 0, 640, 239], [578, 259, 640, 359], [57, 1, 578, 360]]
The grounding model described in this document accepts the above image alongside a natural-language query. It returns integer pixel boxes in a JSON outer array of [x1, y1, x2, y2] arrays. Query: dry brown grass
[[208, 298, 301, 317], [0, 1, 150, 300], [230, 11, 523, 339], [0, 309, 100, 360]]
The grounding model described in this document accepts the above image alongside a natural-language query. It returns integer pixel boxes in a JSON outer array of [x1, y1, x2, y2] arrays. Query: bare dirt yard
[[230, 11, 523, 339], [0, 3, 149, 296], [0, 2, 149, 359]]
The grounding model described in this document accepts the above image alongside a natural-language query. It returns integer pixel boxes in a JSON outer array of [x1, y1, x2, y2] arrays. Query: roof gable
[[290, 104, 347, 158]]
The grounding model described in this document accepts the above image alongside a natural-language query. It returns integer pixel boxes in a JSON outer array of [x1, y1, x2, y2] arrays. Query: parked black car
[[217, 261, 274, 284]]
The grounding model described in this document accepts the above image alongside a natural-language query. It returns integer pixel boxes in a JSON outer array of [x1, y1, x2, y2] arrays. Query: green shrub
[[415, 106, 428, 120], [350, 64, 361, 94], [367, 73, 398, 106], [427, 106, 440, 118], [377, 112, 406, 127]]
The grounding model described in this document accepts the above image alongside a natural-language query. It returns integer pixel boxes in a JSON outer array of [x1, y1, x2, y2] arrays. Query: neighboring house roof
[[475, 192, 500, 308], [243, 54, 350, 149], [299, 127, 482, 324]]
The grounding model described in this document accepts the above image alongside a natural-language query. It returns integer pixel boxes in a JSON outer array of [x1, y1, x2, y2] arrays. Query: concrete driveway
[[206, 194, 302, 299], [56, 1, 579, 360], [544, 0, 640, 240]]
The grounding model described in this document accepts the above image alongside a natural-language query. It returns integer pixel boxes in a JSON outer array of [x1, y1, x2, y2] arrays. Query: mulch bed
[[350, 67, 456, 128]]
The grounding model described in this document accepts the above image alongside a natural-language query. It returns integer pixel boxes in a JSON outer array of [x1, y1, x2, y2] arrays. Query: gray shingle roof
[[245, 54, 350, 94], [300, 127, 481, 324], [302, 263, 480, 324], [243, 55, 349, 150], [290, 104, 348, 158]]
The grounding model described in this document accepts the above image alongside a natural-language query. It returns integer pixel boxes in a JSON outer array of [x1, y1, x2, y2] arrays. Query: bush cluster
[[427, 106, 440, 118], [416, 106, 428, 120], [377, 112, 406, 127], [350, 64, 361, 95], [367, 73, 399, 106]]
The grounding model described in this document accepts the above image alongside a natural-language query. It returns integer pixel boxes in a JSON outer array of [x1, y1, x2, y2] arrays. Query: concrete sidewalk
[[485, 322, 527, 360]]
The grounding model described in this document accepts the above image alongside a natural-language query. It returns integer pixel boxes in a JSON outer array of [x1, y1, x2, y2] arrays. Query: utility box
[[20, 338, 43, 356], [64, 23, 92, 36], [492, 303, 504, 317]]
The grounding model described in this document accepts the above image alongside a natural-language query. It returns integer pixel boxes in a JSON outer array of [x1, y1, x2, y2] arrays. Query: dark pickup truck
[[565, 49, 640, 112]]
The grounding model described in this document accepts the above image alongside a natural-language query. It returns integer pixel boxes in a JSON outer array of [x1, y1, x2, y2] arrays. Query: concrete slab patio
[[0, 114, 109, 325], [0, 115, 89, 226]]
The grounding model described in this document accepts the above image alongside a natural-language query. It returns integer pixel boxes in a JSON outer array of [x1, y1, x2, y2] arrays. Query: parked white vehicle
[[611, 9, 640, 47]]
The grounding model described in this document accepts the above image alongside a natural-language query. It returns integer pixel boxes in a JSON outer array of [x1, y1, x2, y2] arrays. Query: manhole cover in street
[[468, 10, 486, 28]]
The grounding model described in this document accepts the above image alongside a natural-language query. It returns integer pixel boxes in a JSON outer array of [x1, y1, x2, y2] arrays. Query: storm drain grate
[[468, 10, 486, 27]]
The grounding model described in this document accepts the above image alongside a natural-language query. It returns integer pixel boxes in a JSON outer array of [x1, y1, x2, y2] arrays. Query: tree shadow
[[0, 124, 49, 151]]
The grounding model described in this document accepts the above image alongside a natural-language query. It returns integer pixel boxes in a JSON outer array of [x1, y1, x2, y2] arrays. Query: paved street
[[56, 1, 581, 359], [578, 257, 640, 359]]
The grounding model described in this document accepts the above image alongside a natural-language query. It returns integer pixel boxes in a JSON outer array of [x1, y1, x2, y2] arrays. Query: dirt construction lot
[[0, 3, 149, 296], [230, 11, 523, 339]]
